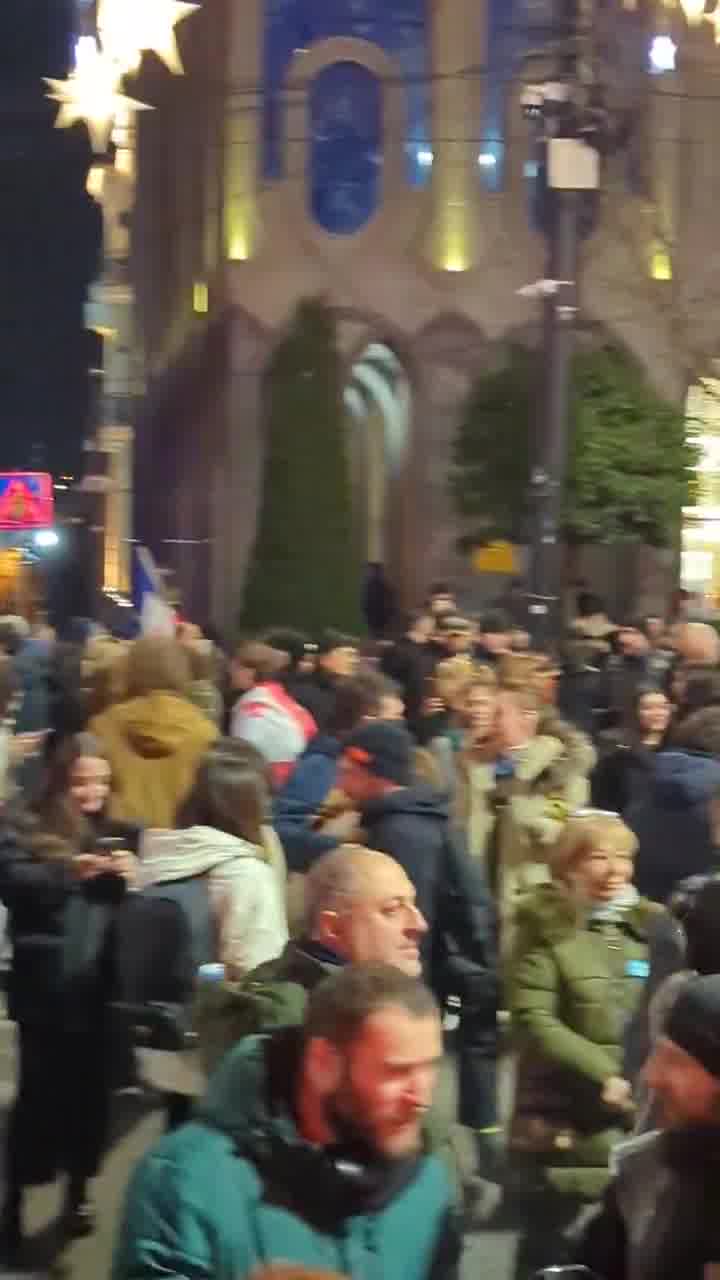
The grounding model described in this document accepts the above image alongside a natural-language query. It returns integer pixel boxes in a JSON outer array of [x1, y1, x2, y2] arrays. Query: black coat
[[290, 671, 339, 734], [381, 637, 436, 734], [626, 750, 720, 903], [0, 817, 138, 1025], [591, 734, 658, 815]]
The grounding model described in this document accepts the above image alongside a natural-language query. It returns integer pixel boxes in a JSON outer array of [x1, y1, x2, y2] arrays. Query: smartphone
[[96, 837, 127, 858]]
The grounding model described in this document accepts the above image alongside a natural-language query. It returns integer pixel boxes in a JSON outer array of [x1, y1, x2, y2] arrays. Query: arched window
[[263, 0, 429, 186], [310, 62, 382, 235]]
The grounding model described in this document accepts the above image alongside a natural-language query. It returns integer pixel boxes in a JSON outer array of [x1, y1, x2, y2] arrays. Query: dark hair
[[317, 629, 356, 657], [304, 964, 438, 1049], [0, 622, 24, 657], [478, 609, 510, 634], [234, 641, 289, 683], [15, 732, 111, 861], [429, 582, 452, 598], [576, 593, 606, 618], [176, 737, 270, 845], [328, 671, 392, 736], [262, 628, 314, 671]]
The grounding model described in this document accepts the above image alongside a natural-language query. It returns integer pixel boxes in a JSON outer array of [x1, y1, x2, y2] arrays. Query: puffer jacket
[[510, 882, 662, 1198], [90, 691, 217, 827], [113, 1030, 460, 1280]]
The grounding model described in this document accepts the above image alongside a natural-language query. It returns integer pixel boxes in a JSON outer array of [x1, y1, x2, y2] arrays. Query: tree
[[241, 297, 364, 635], [452, 343, 698, 550]]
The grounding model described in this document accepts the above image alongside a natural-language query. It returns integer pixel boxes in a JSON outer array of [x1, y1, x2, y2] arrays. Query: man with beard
[[113, 966, 460, 1280], [578, 974, 720, 1280]]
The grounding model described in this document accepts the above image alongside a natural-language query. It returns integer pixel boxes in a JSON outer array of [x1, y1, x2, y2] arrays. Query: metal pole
[[530, 187, 580, 650]]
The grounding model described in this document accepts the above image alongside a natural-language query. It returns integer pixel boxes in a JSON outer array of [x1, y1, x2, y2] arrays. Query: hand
[[10, 732, 47, 764], [109, 850, 140, 888], [602, 1076, 633, 1110], [72, 854, 108, 882], [320, 809, 363, 840]]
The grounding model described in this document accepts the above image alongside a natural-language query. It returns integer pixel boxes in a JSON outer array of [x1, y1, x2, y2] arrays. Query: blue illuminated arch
[[264, 0, 429, 186], [310, 62, 382, 235]]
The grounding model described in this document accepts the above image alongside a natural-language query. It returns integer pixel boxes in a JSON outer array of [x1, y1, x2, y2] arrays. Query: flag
[[133, 545, 176, 637]]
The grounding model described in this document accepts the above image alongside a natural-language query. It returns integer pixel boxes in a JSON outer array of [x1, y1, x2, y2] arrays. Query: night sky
[[0, 0, 101, 478]]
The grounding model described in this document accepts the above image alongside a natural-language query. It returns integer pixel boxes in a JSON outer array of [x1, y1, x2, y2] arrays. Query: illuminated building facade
[[130, 0, 720, 626]]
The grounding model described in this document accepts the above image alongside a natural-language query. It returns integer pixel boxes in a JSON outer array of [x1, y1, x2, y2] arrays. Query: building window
[[264, 0, 429, 186], [310, 62, 382, 235]]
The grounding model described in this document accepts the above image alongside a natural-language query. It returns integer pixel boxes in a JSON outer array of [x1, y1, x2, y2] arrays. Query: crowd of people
[[0, 588, 720, 1278]]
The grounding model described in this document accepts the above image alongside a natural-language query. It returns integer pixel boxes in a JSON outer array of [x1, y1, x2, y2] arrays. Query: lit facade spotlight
[[649, 35, 677, 72]]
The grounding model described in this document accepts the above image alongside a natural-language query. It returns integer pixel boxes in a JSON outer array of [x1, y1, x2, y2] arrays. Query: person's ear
[[305, 1037, 342, 1092], [316, 908, 343, 950]]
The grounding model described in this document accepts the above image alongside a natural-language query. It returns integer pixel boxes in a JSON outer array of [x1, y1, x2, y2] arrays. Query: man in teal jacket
[[113, 965, 460, 1280]]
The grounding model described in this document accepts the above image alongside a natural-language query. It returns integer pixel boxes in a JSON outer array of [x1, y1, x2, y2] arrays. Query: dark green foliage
[[240, 298, 363, 635], [452, 343, 698, 549]]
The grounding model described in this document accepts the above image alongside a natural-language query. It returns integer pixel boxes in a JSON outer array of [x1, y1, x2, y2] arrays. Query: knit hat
[[665, 974, 720, 1078], [342, 722, 413, 786]]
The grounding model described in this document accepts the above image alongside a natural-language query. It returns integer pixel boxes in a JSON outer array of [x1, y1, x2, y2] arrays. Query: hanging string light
[[96, 0, 199, 76], [45, 42, 151, 154]]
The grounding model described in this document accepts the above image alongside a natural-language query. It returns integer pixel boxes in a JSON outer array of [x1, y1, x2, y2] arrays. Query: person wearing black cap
[[579, 974, 720, 1280], [337, 721, 501, 1174], [291, 630, 359, 733]]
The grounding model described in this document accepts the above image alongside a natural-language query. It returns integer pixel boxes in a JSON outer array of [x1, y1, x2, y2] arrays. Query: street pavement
[[0, 1016, 521, 1280]]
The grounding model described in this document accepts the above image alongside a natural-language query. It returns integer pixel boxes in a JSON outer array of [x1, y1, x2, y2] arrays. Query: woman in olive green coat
[[510, 810, 663, 1202]]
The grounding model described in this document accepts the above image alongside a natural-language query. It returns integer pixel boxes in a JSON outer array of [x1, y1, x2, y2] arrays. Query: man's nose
[[408, 907, 428, 935]]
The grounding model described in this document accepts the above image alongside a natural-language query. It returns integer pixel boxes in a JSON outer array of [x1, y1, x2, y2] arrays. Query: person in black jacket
[[291, 630, 359, 732], [592, 685, 673, 816], [0, 732, 138, 1260], [337, 721, 500, 1168], [380, 608, 437, 735]]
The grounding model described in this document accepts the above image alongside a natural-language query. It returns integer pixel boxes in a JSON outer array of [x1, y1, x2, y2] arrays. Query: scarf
[[587, 883, 640, 926]]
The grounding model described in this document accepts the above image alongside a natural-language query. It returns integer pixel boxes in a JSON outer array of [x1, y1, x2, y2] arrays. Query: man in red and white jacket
[[231, 641, 316, 787]]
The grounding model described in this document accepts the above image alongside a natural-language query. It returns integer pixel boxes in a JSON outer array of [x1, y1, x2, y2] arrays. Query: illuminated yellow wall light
[[193, 281, 209, 313], [651, 242, 673, 281], [227, 215, 251, 262]]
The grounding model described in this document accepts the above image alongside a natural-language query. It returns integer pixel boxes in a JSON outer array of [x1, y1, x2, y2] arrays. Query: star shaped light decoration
[[45, 47, 151, 153], [97, 0, 200, 76]]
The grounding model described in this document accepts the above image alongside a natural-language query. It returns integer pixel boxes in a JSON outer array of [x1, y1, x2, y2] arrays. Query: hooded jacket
[[113, 1030, 460, 1280], [90, 691, 217, 828], [360, 785, 498, 1009], [141, 825, 288, 978], [626, 750, 720, 903], [273, 733, 343, 872]]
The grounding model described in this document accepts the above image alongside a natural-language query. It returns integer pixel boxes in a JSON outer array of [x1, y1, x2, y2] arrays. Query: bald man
[[198, 846, 429, 1078]]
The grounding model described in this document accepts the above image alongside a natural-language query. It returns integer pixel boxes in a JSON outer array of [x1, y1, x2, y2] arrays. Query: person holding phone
[[0, 732, 139, 1261]]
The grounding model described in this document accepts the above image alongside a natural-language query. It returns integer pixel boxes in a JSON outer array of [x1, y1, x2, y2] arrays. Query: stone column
[[425, 0, 486, 271], [223, 0, 261, 262]]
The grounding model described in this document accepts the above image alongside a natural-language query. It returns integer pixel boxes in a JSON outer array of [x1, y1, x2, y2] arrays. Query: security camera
[[521, 85, 545, 118]]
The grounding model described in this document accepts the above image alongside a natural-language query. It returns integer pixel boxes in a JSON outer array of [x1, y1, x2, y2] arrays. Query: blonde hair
[[434, 656, 497, 706], [550, 811, 638, 881]]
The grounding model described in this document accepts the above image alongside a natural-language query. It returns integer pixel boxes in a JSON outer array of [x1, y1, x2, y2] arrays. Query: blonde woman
[[510, 812, 662, 1196]]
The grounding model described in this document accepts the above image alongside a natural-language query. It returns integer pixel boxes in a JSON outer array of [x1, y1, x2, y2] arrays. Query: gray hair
[[303, 845, 392, 935]]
